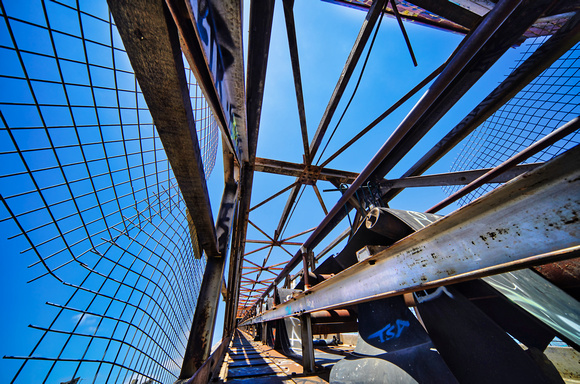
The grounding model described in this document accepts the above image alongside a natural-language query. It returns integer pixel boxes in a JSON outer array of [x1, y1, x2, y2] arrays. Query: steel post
[[180, 178, 237, 378], [300, 313, 315, 373]]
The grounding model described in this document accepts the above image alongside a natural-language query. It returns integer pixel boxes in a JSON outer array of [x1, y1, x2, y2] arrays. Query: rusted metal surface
[[367, 0, 563, 184], [407, 0, 481, 29], [283, 0, 311, 164], [250, 182, 300, 212], [251, 0, 542, 306], [178, 334, 231, 384], [242, 144, 580, 324], [219, 330, 332, 383], [310, 309, 357, 323], [224, 0, 275, 335], [379, 163, 542, 190], [534, 258, 580, 300], [180, 153, 238, 378], [181, 256, 228, 378], [254, 158, 359, 184], [107, 0, 219, 257]]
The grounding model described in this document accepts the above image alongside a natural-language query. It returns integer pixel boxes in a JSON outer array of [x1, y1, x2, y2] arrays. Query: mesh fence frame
[[0, 0, 219, 383], [444, 33, 580, 206]]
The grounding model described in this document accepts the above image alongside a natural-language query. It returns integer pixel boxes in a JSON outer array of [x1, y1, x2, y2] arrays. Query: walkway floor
[[217, 330, 339, 383]]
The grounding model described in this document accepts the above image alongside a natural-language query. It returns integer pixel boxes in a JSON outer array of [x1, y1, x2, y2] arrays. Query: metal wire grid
[[0, 0, 219, 382], [444, 34, 580, 206]]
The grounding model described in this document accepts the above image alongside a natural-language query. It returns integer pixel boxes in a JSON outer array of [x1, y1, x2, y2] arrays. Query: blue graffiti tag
[[368, 319, 410, 342]]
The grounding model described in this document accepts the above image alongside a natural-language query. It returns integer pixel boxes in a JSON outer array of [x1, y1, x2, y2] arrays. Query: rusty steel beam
[[224, 0, 275, 334], [275, 183, 302, 241], [241, 245, 275, 311], [281, 227, 316, 243], [250, 181, 299, 212], [180, 160, 238, 378], [382, 11, 580, 203], [108, 0, 219, 257], [312, 184, 328, 215], [309, 0, 388, 160], [184, 334, 232, 384], [245, 240, 275, 245], [390, 0, 417, 66], [408, 0, 480, 30], [367, 0, 558, 182], [248, 219, 275, 242], [246, 0, 275, 164], [283, 0, 311, 164], [244, 244, 272, 257], [379, 163, 542, 191], [180, 257, 226, 377], [255, 157, 359, 183], [242, 144, 580, 324]]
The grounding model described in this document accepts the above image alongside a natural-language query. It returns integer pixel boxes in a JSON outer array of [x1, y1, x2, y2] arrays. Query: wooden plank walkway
[[217, 329, 332, 383]]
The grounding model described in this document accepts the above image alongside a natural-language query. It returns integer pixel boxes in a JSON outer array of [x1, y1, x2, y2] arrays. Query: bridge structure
[[1, 0, 579, 383]]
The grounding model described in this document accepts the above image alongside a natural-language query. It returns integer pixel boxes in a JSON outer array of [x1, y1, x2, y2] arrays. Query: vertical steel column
[[180, 256, 226, 378], [300, 313, 315, 373]]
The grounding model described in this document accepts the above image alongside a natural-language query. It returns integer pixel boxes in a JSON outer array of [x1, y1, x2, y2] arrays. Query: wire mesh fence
[[444, 32, 580, 206], [0, 0, 219, 382]]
